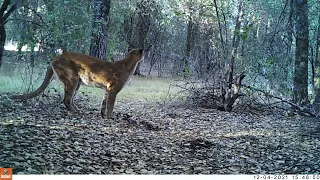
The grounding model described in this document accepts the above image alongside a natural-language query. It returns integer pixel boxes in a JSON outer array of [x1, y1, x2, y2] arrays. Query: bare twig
[[145, 23, 161, 52]]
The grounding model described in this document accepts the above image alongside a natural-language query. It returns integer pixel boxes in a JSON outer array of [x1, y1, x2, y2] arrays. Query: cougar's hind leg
[[75, 78, 81, 92], [52, 60, 80, 113], [62, 76, 80, 112]]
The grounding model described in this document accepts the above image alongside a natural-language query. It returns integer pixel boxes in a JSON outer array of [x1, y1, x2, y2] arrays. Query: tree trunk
[[228, 1, 243, 89], [13, 5, 27, 60], [293, 0, 309, 105], [133, 0, 151, 76], [312, 11, 320, 112], [43, 0, 56, 56], [287, 0, 294, 54], [89, 0, 111, 60], [220, 0, 244, 111], [0, 0, 17, 67], [0, 18, 6, 67], [183, 17, 194, 77], [124, 14, 134, 51], [213, 0, 227, 59]]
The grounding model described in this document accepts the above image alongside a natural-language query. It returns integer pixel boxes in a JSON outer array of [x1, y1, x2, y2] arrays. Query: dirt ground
[[0, 93, 319, 174]]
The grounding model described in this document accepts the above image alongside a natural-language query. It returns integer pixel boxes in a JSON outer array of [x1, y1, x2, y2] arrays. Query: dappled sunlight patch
[[219, 130, 274, 139], [1, 119, 25, 126]]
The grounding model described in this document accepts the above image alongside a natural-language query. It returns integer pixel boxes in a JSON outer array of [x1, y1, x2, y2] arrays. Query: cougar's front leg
[[101, 92, 108, 118], [106, 92, 117, 119], [101, 92, 117, 119]]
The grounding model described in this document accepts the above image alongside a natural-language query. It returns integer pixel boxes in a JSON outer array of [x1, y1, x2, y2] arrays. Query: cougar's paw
[[101, 111, 115, 119], [103, 114, 114, 119], [101, 112, 106, 118], [101, 112, 111, 119], [107, 114, 115, 119]]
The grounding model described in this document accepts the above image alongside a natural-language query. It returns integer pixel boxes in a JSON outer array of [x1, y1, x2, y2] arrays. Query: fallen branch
[[242, 84, 317, 117]]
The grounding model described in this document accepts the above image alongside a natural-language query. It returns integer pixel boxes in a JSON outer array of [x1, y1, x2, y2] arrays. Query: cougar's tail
[[12, 66, 54, 100]]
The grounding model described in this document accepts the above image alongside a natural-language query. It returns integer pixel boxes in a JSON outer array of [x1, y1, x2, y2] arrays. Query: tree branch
[[243, 84, 317, 117], [3, 3, 17, 21], [269, 0, 289, 50], [24, 5, 47, 27], [213, 0, 225, 56], [0, 0, 11, 18]]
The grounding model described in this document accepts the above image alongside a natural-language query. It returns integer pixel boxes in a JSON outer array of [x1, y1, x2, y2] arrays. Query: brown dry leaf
[[0, 93, 320, 174]]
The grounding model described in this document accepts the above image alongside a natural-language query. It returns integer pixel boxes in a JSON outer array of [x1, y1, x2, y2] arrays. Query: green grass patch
[[76, 76, 182, 102], [0, 62, 182, 103]]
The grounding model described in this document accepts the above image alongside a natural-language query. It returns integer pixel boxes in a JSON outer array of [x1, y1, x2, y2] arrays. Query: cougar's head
[[128, 48, 145, 62]]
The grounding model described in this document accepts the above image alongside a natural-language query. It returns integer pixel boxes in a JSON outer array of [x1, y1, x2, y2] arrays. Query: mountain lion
[[13, 48, 145, 118]]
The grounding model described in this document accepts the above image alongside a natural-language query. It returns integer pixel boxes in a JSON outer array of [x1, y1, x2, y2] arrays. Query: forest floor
[[1, 89, 320, 174]]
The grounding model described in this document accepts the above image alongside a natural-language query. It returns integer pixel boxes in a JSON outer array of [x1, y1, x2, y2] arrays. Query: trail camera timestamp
[[254, 175, 320, 180]]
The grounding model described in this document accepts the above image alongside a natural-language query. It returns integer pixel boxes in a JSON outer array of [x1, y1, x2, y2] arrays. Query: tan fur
[[13, 49, 145, 118]]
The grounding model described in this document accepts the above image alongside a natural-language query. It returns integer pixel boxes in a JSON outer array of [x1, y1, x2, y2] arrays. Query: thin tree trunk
[[228, 0, 243, 89], [124, 14, 134, 51], [133, 0, 151, 76], [287, 0, 294, 54], [0, 0, 17, 67], [89, 0, 111, 60], [183, 17, 194, 77], [0, 18, 6, 67], [213, 0, 226, 58], [293, 0, 309, 105], [220, 0, 244, 111], [312, 11, 320, 112], [14, 6, 27, 60], [43, 0, 56, 56]]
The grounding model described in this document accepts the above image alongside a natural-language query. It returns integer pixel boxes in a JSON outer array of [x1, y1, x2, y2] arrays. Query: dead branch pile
[[177, 73, 317, 118]]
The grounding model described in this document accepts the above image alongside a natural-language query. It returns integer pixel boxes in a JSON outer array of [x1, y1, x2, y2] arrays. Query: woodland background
[[0, 0, 319, 106], [0, 0, 320, 175]]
